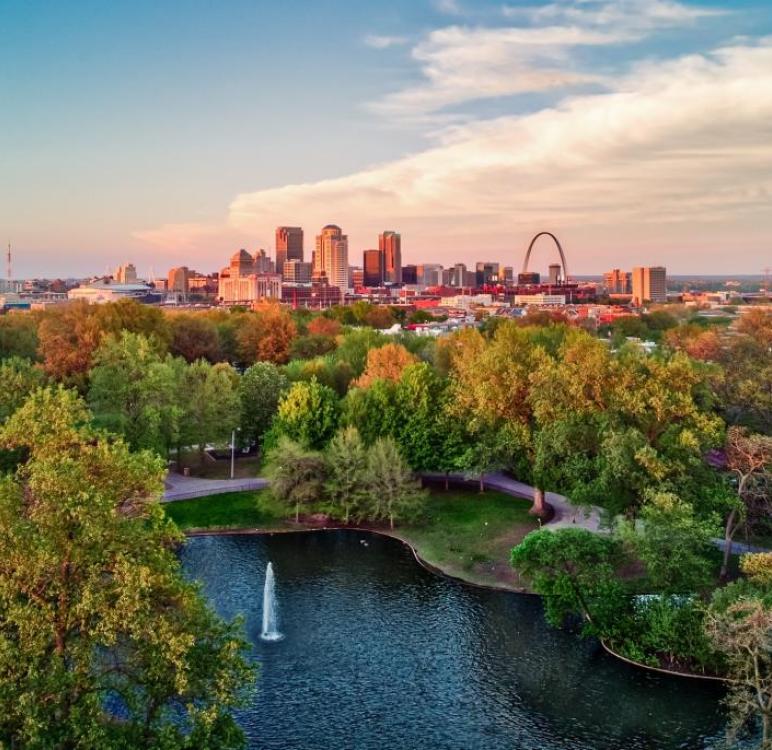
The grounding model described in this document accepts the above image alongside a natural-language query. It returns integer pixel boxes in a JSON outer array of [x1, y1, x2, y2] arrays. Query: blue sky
[[2, 0, 771, 276]]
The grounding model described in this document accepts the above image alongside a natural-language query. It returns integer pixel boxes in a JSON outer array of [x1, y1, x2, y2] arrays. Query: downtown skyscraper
[[314, 224, 349, 291], [379, 231, 401, 284], [275, 227, 304, 279]]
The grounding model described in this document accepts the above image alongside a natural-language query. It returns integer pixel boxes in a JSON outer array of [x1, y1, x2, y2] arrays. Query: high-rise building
[[275, 227, 304, 278], [502, 266, 514, 284], [417, 263, 443, 287], [351, 267, 364, 288], [476, 262, 500, 286], [217, 249, 281, 304], [604, 269, 631, 294], [379, 231, 401, 284], [314, 225, 349, 291], [283, 260, 312, 283], [363, 249, 384, 287], [548, 264, 562, 285], [167, 266, 190, 295], [401, 265, 418, 285], [254, 248, 275, 274], [115, 262, 138, 284], [631, 266, 667, 305]]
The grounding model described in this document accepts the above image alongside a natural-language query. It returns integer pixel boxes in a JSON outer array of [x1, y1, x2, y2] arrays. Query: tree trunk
[[344, 506, 349, 525], [444, 471, 449, 491], [295, 502, 300, 524], [390, 513, 394, 530], [479, 474, 485, 493], [530, 487, 546, 517], [720, 508, 739, 581]]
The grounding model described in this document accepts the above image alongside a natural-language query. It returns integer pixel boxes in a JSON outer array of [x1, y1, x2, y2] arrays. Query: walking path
[[162, 470, 769, 555], [163, 473, 268, 502]]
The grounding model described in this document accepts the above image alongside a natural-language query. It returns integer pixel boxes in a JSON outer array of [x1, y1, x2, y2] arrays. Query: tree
[[0, 357, 45, 424], [0, 388, 253, 748], [333, 328, 387, 377], [179, 361, 241, 464], [169, 313, 222, 362], [364, 437, 426, 530], [236, 305, 297, 365], [307, 316, 341, 338], [88, 332, 182, 456], [289, 334, 337, 360], [354, 343, 417, 388], [271, 379, 339, 450], [324, 427, 368, 523], [37, 300, 104, 387], [619, 492, 719, 594], [239, 362, 289, 448], [721, 428, 772, 579], [364, 306, 395, 329], [511, 528, 627, 637], [707, 599, 772, 749], [0, 313, 39, 361], [266, 436, 326, 522], [456, 422, 527, 496], [341, 379, 399, 445]]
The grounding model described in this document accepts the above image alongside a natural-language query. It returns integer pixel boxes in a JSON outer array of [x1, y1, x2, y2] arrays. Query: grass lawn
[[163, 487, 538, 590], [164, 490, 287, 531]]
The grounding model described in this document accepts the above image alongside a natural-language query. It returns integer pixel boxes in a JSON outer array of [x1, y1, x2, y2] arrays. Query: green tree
[[0, 388, 253, 748], [364, 437, 426, 529], [0, 357, 45, 424], [239, 362, 289, 448], [511, 528, 627, 637], [271, 379, 339, 450], [179, 361, 241, 464], [88, 332, 182, 456], [0, 313, 39, 361], [619, 492, 719, 594], [324, 427, 368, 523], [169, 313, 222, 363], [266, 436, 326, 522]]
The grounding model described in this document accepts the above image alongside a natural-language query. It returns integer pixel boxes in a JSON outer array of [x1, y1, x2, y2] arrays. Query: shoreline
[[184, 524, 727, 683]]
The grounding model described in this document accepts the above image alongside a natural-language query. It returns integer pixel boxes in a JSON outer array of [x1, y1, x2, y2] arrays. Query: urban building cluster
[[2, 228, 768, 322]]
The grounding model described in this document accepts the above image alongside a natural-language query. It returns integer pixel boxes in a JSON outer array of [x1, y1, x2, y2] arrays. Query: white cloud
[[224, 41, 772, 269], [364, 34, 409, 49], [374, 0, 725, 118], [433, 0, 464, 16]]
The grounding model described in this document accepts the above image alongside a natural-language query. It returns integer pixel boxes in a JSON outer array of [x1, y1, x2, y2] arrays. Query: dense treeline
[[1, 299, 771, 747]]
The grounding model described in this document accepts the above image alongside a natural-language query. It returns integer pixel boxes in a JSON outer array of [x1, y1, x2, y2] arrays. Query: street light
[[230, 427, 241, 480]]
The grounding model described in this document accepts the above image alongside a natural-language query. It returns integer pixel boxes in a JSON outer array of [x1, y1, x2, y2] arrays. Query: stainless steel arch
[[521, 232, 568, 281]]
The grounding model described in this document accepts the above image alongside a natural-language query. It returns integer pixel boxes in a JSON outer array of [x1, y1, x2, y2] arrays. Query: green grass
[[163, 487, 538, 589], [400, 490, 537, 588], [164, 490, 286, 531]]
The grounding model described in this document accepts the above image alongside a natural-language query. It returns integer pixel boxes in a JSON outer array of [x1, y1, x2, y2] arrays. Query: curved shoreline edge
[[184, 524, 727, 683]]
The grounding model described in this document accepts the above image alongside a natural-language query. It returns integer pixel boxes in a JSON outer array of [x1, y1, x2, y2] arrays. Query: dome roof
[[230, 249, 253, 264], [322, 224, 341, 231]]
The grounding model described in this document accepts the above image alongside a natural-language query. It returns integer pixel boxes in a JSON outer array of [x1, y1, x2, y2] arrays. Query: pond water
[[180, 530, 725, 750]]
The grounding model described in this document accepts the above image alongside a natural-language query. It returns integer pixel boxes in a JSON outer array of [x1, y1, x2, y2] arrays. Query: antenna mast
[[6, 241, 10, 281]]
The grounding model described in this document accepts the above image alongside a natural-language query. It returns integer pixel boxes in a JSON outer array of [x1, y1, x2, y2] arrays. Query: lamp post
[[230, 427, 241, 480]]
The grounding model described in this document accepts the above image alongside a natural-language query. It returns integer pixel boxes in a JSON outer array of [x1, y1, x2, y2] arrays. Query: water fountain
[[260, 562, 283, 642]]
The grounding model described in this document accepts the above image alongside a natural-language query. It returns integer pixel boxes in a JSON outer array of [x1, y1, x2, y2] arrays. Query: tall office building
[[167, 266, 190, 295], [254, 248, 275, 274], [314, 224, 349, 291], [631, 266, 667, 305], [363, 249, 384, 287], [379, 231, 401, 284], [548, 264, 562, 285], [115, 263, 137, 284], [476, 262, 500, 286], [275, 227, 304, 278], [282, 260, 313, 283], [603, 268, 631, 294], [402, 265, 418, 285], [417, 263, 443, 287]]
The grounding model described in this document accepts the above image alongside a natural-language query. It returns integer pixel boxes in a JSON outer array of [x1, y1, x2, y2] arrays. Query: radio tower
[[5, 241, 10, 282]]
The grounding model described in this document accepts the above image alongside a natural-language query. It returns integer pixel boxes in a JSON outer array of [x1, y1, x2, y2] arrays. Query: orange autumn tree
[[354, 343, 418, 389], [236, 304, 297, 365], [306, 316, 341, 338]]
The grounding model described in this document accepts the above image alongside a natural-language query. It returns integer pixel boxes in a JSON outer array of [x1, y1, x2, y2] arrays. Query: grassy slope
[[163, 488, 538, 590]]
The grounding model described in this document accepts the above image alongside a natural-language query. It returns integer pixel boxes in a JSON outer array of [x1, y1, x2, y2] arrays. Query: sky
[[1, 0, 771, 278]]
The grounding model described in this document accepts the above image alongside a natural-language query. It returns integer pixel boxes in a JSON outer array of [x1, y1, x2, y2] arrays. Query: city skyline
[[2, 0, 772, 277]]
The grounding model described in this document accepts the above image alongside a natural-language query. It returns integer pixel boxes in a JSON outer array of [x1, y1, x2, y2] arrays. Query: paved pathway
[[162, 470, 769, 555], [163, 473, 268, 502], [420, 471, 604, 532]]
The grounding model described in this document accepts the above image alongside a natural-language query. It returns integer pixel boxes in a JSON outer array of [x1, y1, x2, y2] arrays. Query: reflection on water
[[181, 531, 725, 750]]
